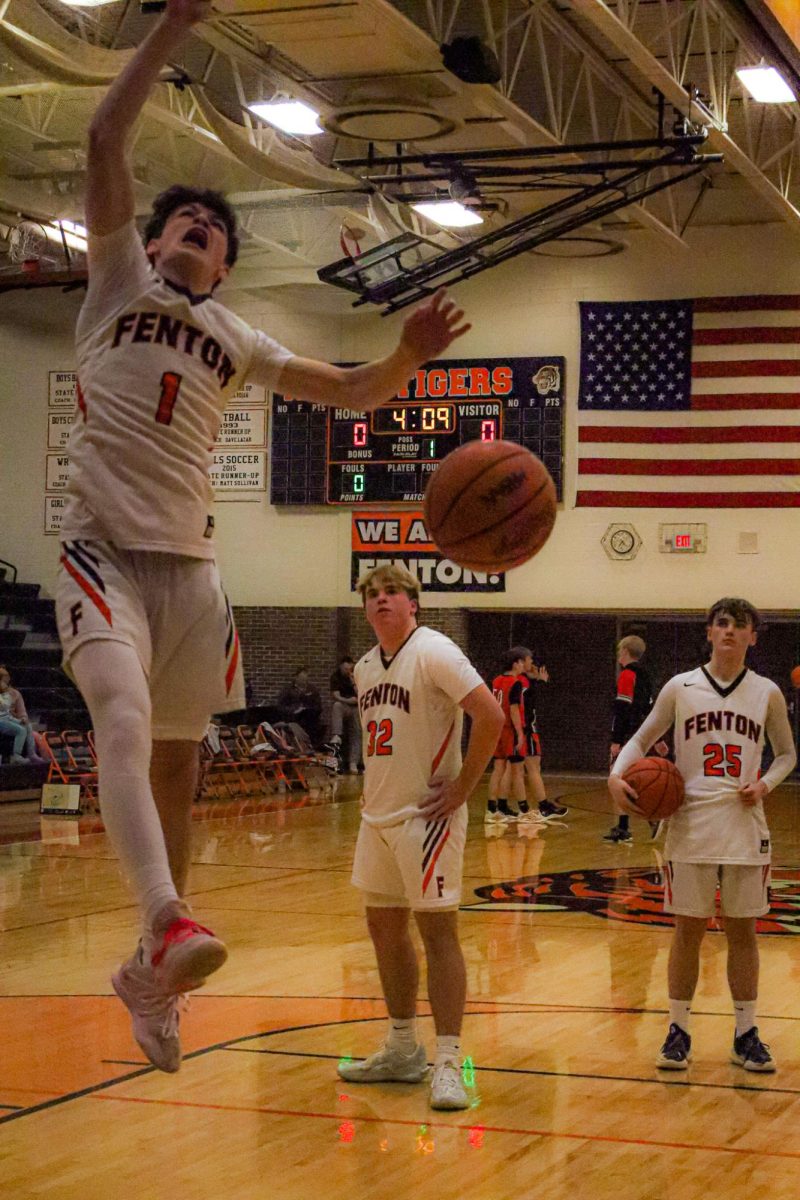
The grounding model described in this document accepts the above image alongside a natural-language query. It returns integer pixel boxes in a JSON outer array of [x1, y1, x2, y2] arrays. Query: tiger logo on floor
[[465, 865, 800, 934]]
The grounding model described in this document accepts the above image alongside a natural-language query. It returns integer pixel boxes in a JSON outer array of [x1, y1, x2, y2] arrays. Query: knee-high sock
[[71, 640, 179, 932]]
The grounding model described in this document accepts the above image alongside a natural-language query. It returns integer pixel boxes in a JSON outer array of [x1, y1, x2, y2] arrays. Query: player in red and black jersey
[[487, 647, 530, 822], [604, 635, 667, 843], [519, 656, 568, 820]]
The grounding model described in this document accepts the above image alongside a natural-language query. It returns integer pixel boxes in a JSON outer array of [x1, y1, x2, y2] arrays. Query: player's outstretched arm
[[418, 684, 504, 820], [277, 288, 471, 411], [86, 0, 210, 237]]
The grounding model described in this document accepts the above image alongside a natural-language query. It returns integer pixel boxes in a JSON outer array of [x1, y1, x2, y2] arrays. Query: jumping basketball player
[[608, 599, 796, 1072], [338, 565, 503, 1109], [57, 0, 470, 1073]]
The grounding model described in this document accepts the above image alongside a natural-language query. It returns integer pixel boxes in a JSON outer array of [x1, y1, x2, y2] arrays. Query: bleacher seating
[[0, 570, 337, 810], [0, 571, 90, 798]]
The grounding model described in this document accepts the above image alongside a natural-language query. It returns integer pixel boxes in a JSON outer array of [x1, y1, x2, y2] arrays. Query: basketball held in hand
[[622, 757, 685, 820], [423, 440, 556, 573]]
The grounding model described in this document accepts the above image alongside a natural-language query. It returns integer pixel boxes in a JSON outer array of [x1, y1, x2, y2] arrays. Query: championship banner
[[351, 511, 505, 593]]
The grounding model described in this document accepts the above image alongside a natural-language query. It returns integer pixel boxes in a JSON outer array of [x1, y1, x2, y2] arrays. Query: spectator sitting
[[0, 665, 46, 765], [329, 655, 362, 773], [277, 667, 322, 745]]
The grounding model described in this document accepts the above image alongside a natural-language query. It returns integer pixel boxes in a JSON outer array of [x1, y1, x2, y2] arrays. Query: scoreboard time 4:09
[[269, 356, 565, 506]]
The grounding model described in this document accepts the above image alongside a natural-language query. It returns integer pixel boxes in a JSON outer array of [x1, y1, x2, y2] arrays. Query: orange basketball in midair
[[622, 757, 685, 821], [423, 440, 556, 573], [790, 665, 800, 689]]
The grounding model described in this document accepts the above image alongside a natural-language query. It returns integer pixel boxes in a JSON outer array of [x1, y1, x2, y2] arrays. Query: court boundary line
[[2, 1006, 794, 1129]]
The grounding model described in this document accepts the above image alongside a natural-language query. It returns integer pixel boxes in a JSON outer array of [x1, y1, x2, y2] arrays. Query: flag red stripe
[[576, 491, 800, 507], [692, 327, 800, 345], [692, 360, 800, 378], [691, 393, 800, 410], [579, 458, 800, 476], [579, 425, 800, 444], [693, 295, 800, 312]]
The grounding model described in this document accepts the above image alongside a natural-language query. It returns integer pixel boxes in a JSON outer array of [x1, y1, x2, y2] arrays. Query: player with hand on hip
[[58, 0, 471, 1074], [338, 565, 503, 1109]]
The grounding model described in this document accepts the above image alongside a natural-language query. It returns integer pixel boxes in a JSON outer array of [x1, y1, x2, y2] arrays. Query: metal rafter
[[565, 0, 800, 231], [391, 0, 707, 241]]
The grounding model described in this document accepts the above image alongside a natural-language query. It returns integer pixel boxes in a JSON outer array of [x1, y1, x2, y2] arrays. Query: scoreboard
[[269, 356, 564, 506]]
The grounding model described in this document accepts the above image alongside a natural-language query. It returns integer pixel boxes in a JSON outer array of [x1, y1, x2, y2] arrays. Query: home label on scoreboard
[[270, 356, 564, 506]]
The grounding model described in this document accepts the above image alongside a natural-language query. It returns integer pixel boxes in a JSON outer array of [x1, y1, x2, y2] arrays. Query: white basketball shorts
[[55, 540, 244, 740], [663, 860, 771, 919], [352, 805, 468, 911]]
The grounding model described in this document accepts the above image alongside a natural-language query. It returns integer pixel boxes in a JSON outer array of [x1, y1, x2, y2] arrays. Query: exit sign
[[659, 523, 707, 554]]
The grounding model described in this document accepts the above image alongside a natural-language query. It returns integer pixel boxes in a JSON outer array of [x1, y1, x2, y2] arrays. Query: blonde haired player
[[609, 598, 796, 1071], [338, 565, 503, 1109], [57, 0, 470, 1074]]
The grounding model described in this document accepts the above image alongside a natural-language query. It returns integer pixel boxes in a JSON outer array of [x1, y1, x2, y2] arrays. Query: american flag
[[577, 296, 800, 507]]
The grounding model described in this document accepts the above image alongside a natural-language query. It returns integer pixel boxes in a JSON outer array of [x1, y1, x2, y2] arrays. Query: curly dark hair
[[142, 185, 239, 267]]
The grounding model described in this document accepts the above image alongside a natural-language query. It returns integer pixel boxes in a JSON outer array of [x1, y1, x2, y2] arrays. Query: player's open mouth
[[183, 228, 208, 249]]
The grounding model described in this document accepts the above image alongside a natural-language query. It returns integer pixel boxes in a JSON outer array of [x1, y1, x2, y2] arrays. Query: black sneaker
[[731, 1026, 776, 1072], [539, 799, 568, 818], [656, 1023, 691, 1070], [603, 826, 632, 844]]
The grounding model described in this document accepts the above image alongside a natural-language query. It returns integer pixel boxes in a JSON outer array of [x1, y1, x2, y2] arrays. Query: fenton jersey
[[62, 221, 293, 558], [355, 625, 483, 828]]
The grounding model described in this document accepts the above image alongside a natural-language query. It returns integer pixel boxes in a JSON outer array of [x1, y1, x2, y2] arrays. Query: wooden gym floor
[[2, 775, 800, 1199]]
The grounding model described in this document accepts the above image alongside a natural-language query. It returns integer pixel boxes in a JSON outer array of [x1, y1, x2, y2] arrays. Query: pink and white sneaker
[[112, 945, 183, 1073], [150, 916, 227, 994]]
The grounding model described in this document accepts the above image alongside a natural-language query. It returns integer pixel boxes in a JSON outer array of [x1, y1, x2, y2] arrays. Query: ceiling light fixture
[[247, 100, 323, 136], [412, 201, 483, 228], [45, 220, 88, 252], [59, 1, 121, 8], [736, 65, 796, 103]]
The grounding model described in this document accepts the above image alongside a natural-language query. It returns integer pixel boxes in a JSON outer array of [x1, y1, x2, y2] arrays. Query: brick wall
[[233, 605, 471, 739]]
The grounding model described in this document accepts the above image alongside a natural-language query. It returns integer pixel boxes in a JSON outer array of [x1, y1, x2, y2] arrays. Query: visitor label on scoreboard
[[48, 371, 77, 407], [351, 511, 505, 593], [216, 407, 266, 447], [210, 450, 267, 493], [44, 495, 65, 535], [47, 411, 75, 449], [46, 454, 71, 490]]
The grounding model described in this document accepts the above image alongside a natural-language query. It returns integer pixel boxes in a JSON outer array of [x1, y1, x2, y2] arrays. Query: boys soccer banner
[[351, 511, 505, 593]]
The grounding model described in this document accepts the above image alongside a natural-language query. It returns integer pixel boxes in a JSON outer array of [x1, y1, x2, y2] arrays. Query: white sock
[[71, 642, 180, 937], [386, 1017, 418, 1053], [734, 1000, 757, 1037], [669, 999, 691, 1033], [435, 1035, 461, 1066]]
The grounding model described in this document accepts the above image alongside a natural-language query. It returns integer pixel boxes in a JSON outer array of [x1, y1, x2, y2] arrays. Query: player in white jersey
[[338, 565, 503, 1109], [609, 598, 796, 1073], [57, 0, 471, 1074]]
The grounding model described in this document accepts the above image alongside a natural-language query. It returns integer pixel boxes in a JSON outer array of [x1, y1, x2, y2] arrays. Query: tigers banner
[[351, 511, 505, 593]]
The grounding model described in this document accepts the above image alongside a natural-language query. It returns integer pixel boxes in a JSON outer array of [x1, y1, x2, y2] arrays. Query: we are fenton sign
[[351, 511, 505, 593]]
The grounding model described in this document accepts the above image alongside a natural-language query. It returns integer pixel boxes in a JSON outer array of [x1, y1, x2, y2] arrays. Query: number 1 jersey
[[62, 221, 293, 557]]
